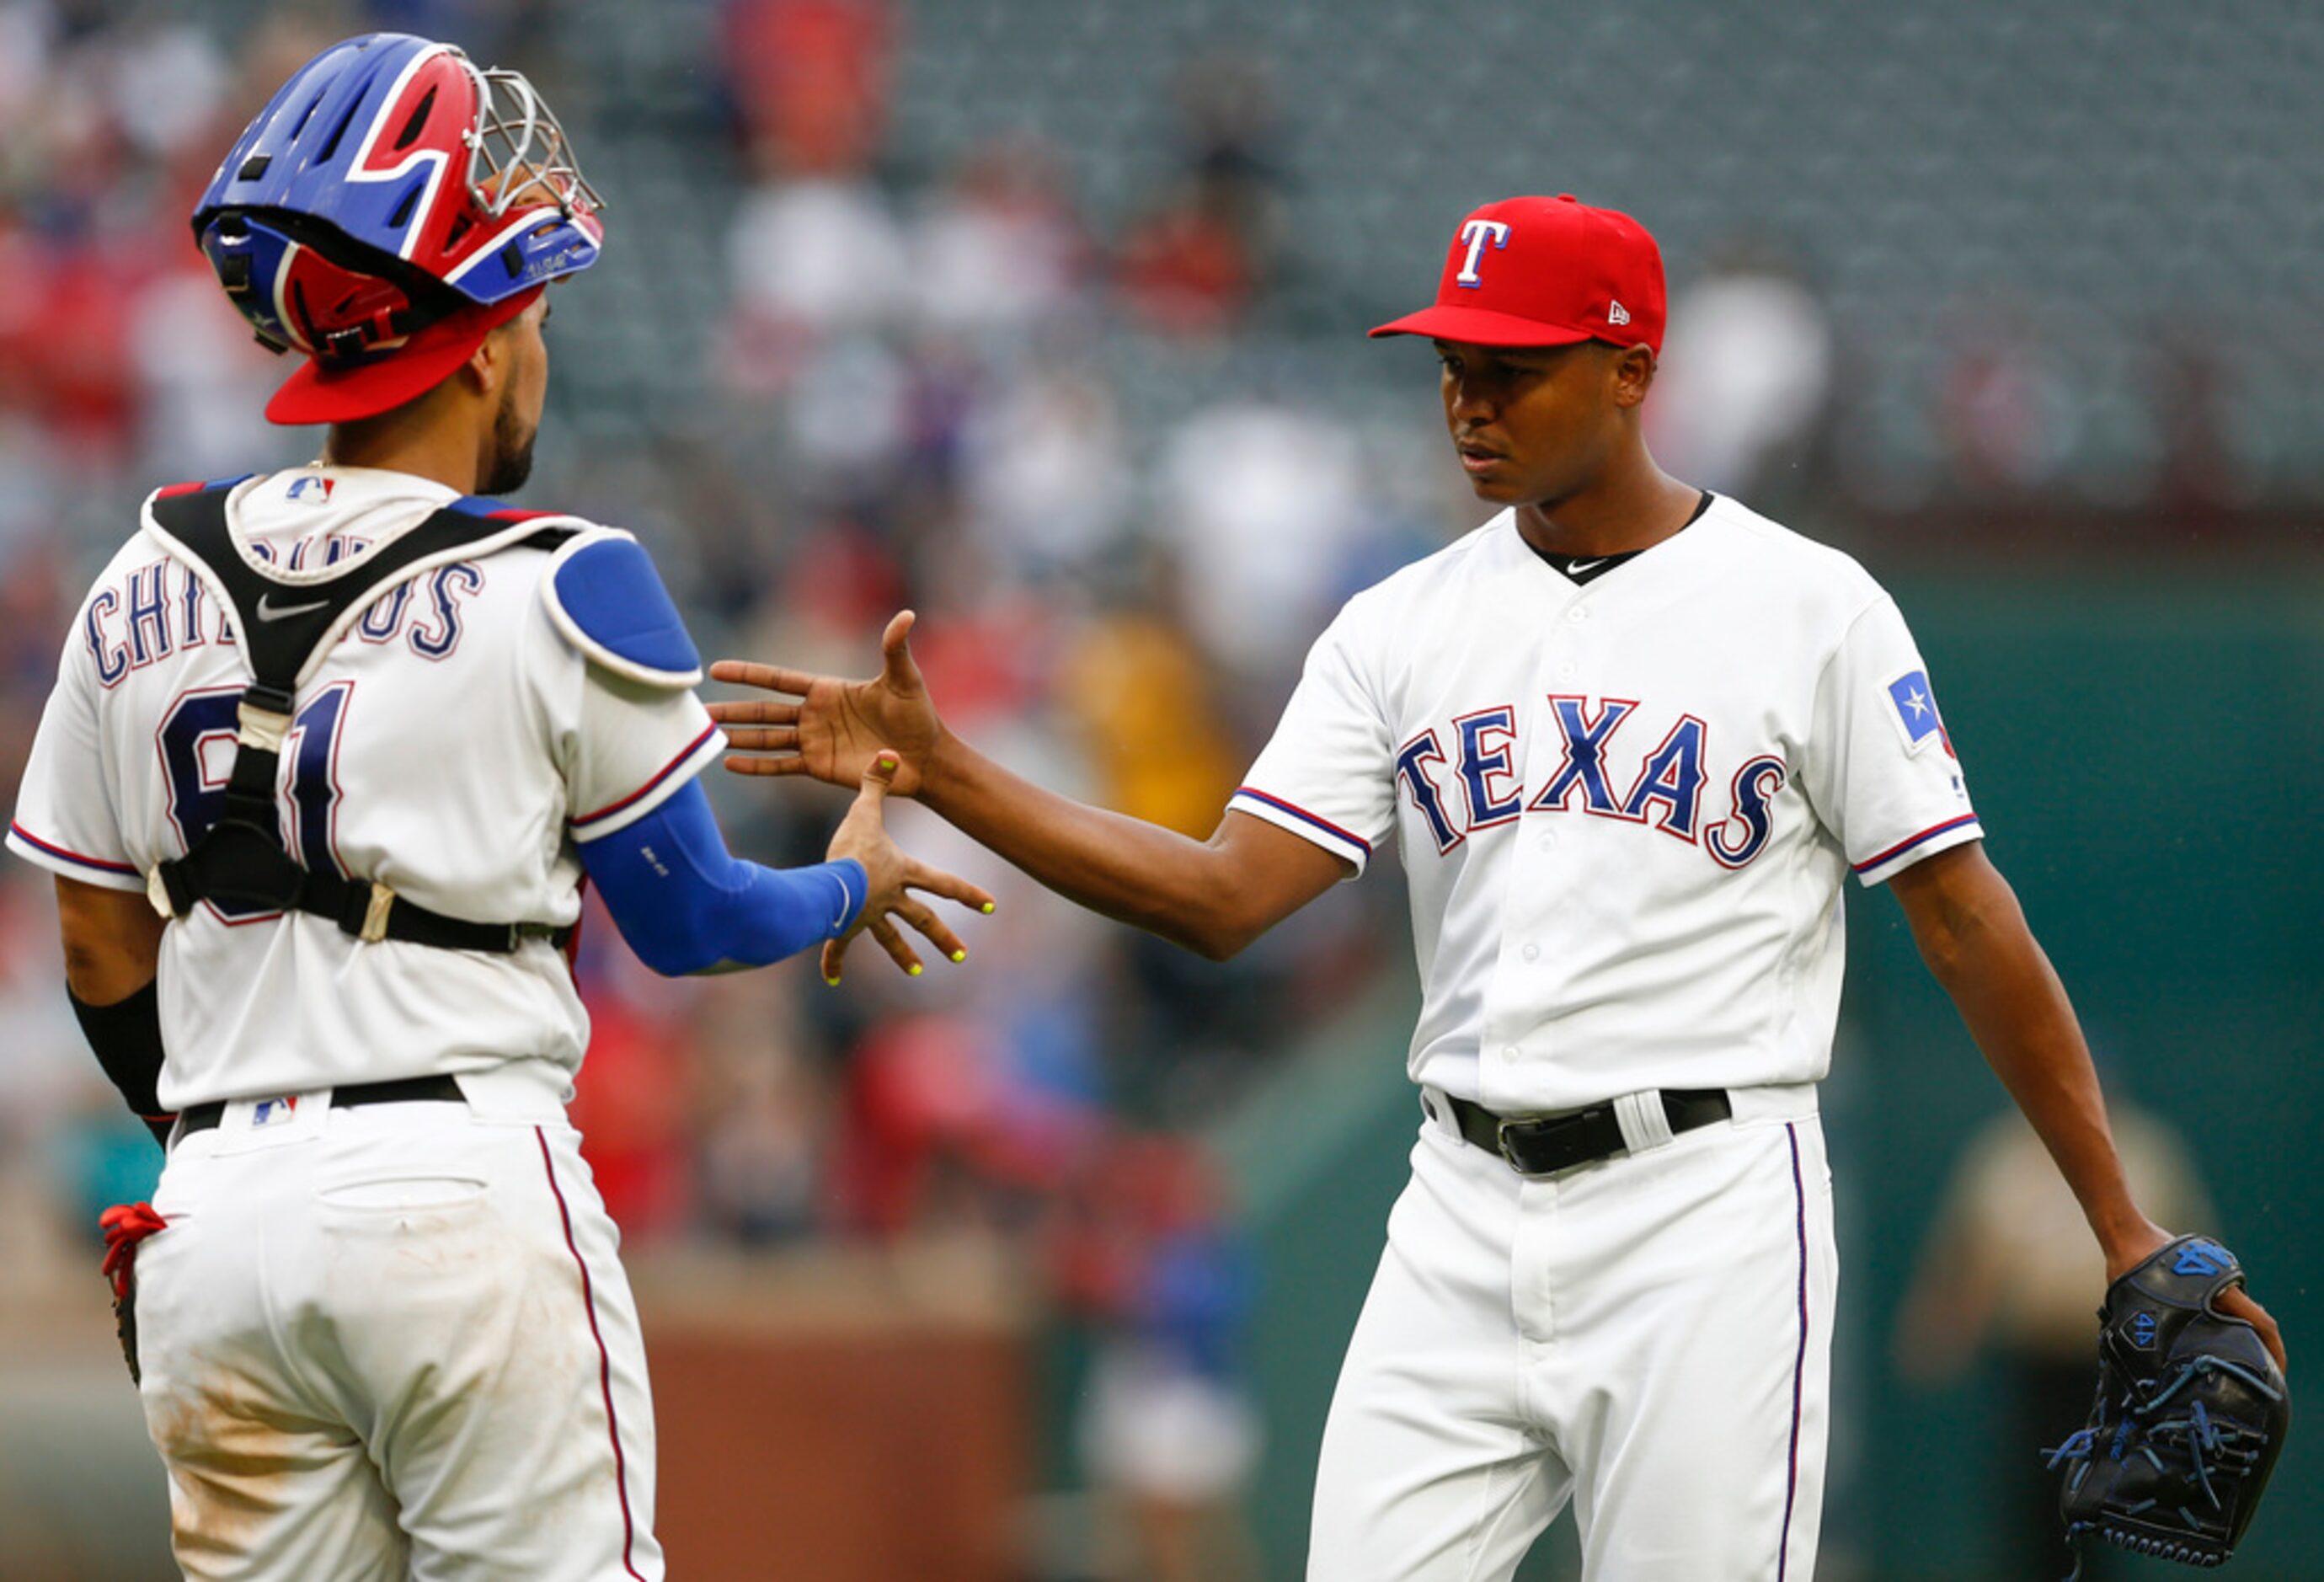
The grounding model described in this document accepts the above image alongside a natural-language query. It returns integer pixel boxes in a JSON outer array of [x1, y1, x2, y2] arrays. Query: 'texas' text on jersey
[[1395, 694, 1789, 868]]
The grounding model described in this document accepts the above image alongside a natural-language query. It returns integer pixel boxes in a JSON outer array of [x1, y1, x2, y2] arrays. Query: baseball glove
[[2045, 1233, 2289, 1573], [99, 1201, 167, 1386]]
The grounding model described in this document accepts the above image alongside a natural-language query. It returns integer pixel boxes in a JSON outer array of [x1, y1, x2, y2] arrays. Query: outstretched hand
[[709, 611, 943, 797], [820, 751, 994, 983]]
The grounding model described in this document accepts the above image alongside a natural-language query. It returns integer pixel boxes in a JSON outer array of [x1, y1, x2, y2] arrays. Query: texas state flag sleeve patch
[[1885, 669, 1947, 756]]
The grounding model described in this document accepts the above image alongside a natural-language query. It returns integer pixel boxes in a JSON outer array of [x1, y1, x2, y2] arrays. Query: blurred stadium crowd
[[0, 8, 1413, 1536], [0, 2, 1395, 1192], [1, 0, 2319, 1568]]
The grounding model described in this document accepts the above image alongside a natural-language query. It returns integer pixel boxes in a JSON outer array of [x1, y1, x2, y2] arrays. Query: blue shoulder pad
[[541, 535, 703, 687]]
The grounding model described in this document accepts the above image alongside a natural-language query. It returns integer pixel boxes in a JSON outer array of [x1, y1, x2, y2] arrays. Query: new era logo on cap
[[1370, 194, 1666, 355]]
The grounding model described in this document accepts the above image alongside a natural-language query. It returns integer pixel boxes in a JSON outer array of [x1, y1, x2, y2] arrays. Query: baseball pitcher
[[711, 195, 2287, 1579]]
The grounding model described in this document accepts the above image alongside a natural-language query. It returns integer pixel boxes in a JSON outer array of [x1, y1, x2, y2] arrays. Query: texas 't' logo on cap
[[1370, 195, 1666, 355]]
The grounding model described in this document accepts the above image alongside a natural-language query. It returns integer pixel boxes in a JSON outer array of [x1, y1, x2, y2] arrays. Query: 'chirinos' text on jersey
[[83, 555, 489, 687]]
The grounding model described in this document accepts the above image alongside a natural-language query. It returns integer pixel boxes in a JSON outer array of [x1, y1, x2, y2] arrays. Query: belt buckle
[[1495, 1115, 1557, 1178]]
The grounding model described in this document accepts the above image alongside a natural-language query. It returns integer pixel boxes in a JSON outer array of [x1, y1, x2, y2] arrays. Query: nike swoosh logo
[[1567, 559, 1605, 575], [255, 592, 330, 622]]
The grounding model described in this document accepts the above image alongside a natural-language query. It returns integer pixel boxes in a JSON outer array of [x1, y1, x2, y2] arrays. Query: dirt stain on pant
[[146, 1352, 371, 1574]]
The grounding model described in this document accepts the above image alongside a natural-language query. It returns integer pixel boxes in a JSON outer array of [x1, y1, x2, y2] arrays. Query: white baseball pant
[[131, 1086, 662, 1581], [1308, 1087, 1837, 1581]]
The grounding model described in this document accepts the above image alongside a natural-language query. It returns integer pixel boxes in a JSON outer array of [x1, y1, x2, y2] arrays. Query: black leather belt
[[177, 1074, 466, 1140], [1434, 1088, 1732, 1177]]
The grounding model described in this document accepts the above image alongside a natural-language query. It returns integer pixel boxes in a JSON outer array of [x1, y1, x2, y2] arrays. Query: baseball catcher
[[11, 30, 991, 1577], [2047, 1234, 2289, 1574]]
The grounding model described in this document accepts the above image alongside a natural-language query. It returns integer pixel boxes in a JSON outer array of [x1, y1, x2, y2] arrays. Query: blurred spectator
[[1116, 185, 1258, 339], [564, 967, 699, 1242], [724, 179, 913, 392], [826, 808, 1118, 1238], [1054, 585, 1240, 840], [1894, 1100, 2217, 1582], [0, 868, 105, 1150], [1116, 50, 1288, 337], [361, 1, 544, 64], [0, 4, 49, 125], [0, 512, 67, 693], [913, 136, 1090, 339], [0, 861, 158, 1300], [960, 361, 1133, 580], [836, 1012, 1041, 1237], [1171, 50, 1284, 223], [778, 329, 916, 482], [1646, 242, 1834, 500], [1155, 397, 1369, 685], [1061, 1136, 1264, 1582], [101, 11, 227, 159], [4, 228, 139, 457], [128, 263, 285, 480], [841, 1015, 975, 1236], [2148, 322, 2247, 515], [723, 0, 896, 177], [689, 975, 833, 1245], [1935, 307, 2082, 496]]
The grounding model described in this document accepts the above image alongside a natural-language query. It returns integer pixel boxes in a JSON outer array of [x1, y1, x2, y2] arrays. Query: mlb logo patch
[[286, 475, 335, 504], [1884, 670, 1948, 756], [251, 1095, 300, 1128]]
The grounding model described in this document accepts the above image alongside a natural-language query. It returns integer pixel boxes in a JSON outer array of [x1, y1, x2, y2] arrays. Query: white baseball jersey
[[8, 465, 723, 1109], [1231, 494, 1979, 1114]]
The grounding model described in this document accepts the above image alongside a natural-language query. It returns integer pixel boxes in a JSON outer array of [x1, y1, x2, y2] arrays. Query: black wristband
[[68, 980, 174, 1149]]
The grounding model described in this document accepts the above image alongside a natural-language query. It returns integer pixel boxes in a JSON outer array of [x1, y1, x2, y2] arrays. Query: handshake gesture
[[713, 612, 961, 984]]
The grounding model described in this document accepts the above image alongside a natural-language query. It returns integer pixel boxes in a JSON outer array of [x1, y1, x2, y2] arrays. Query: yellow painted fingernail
[[980, 901, 996, 915], [907, 964, 923, 977], [825, 975, 841, 987], [949, 949, 966, 963]]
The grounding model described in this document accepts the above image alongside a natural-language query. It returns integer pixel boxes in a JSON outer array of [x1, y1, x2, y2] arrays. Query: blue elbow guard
[[578, 779, 868, 975]]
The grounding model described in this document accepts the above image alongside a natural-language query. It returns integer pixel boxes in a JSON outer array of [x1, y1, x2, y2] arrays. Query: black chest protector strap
[[145, 484, 580, 955]]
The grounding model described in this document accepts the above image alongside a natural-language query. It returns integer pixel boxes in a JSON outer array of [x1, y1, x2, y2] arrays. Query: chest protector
[[142, 481, 580, 954]]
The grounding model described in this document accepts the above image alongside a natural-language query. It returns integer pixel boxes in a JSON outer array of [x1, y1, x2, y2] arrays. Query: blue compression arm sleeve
[[577, 778, 868, 976]]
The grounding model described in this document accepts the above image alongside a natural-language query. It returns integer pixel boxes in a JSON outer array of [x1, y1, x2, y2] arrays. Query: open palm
[[708, 611, 943, 796]]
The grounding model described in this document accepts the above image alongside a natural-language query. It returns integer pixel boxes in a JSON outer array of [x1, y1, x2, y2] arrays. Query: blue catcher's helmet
[[191, 33, 606, 424]]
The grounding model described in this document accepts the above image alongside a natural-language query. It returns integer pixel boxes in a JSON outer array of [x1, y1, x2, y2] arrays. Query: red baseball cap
[[264, 286, 543, 426], [1369, 195, 1665, 355]]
